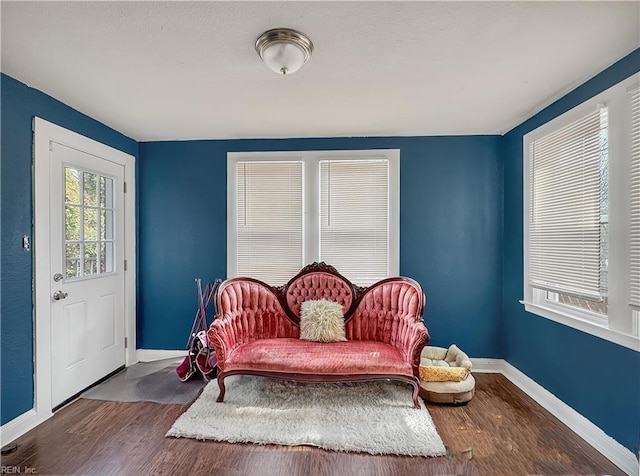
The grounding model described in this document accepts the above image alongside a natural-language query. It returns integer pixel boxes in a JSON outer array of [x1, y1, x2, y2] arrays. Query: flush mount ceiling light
[[255, 28, 314, 76]]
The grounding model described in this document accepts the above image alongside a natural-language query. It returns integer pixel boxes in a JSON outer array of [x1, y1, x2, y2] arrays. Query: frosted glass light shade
[[262, 42, 306, 75], [255, 28, 314, 76]]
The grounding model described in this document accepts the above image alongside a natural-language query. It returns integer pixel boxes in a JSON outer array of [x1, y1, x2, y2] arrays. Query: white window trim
[[227, 149, 400, 281], [522, 74, 640, 352], [521, 301, 639, 351]]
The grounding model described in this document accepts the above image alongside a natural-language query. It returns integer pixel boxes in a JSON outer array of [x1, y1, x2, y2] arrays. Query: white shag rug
[[166, 375, 447, 457]]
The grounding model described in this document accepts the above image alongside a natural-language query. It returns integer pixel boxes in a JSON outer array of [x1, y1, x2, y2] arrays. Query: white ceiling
[[2, 1, 639, 141]]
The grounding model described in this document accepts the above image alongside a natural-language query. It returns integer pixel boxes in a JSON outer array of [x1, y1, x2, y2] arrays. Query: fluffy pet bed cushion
[[300, 299, 347, 343], [419, 344, 472, 382], [419, 374, 476, 404]]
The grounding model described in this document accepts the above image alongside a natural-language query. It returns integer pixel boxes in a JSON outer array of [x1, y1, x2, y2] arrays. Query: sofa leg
[[412, 381, 421, 409], [216, 375, 226, 403]]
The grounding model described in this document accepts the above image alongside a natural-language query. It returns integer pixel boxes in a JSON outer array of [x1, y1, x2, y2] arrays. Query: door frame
[[33, 117, 136, 424]]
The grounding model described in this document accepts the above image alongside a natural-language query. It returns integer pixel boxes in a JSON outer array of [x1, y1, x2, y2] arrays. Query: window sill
[[520, 301, 640, 352]]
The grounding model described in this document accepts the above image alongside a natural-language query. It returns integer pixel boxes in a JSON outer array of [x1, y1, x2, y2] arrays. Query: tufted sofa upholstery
[[285, 271, 354, 317], [207, 262, 431, 408]]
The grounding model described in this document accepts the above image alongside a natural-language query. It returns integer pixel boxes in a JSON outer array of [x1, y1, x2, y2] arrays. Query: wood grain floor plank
[[1, 374, 625, 476]]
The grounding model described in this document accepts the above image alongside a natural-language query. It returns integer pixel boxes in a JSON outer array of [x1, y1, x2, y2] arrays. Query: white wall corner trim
[[0, 409, 40, 447], [136, 349, 188, 363], [500, 360, 639, 476]]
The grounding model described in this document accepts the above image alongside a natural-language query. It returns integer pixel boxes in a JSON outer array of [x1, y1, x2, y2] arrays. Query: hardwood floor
[[2, 373, 624, 475]]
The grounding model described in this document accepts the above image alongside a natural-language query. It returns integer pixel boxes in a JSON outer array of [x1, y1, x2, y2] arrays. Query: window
[[523, 74, 640, 351], [630, 87, 640, 336], [528, 108, 609, 317], [320, 159, 390, 284], [228, 150, 400, 286], [64, 166, 115, 279], [236, 161, 304, 285]]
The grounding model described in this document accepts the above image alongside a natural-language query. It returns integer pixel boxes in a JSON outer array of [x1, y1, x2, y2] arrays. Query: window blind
[[237, 161, 303, 285], [320, 159, 389, 286], [630, 88, 640, 307], [529, 108, 608, 299]]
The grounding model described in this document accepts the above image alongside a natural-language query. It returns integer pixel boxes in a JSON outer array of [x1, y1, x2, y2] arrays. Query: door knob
[[53, 290, 68, 301]]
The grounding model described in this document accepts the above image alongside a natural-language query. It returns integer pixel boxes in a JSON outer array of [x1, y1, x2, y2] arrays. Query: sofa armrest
[[392, 317, 430, 377], [206, 278, 298, 371], [206, 317, 241, 372]]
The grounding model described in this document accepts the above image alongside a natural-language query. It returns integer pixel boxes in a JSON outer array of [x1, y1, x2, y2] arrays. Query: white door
[[49, 142, 126, 407]]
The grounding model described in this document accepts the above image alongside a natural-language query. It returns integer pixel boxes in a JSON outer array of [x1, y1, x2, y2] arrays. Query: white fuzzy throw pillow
[[299, 299, 347, 343]]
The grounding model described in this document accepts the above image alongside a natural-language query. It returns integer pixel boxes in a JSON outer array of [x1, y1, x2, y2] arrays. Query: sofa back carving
[[215, 263, 425, 329], [284, 270, 355, 322]]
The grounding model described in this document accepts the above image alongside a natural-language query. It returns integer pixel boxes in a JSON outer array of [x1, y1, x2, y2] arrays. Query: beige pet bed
[[418, 344, 475, 404]]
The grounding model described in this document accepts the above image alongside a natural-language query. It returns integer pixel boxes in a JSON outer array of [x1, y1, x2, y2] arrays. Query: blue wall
[[6, 48, 637, 455], [502, 49, 640, 453], [0, 74, 138, 425], [138, 136, 503, 357]]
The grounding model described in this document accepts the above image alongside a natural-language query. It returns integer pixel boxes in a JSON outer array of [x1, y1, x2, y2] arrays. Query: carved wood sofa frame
[[207, 262, 430, 408]]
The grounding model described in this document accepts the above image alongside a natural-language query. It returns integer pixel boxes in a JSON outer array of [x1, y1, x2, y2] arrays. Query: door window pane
[[65, 205, 81, 240], [65, 168, 81, 204], [84, 242, 98, 276], [66, 243, 81, 278], [83, 172, 98, 206], [100, 210, 114, 240], [64, 166, 116, 280], [84, 208, 98, 241], [101, 242, 114, 273], [100, 176, 113, 208]]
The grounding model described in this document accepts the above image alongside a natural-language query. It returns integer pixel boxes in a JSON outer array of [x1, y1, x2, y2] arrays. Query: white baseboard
[[500, 360, 639, 476], [0, 409, 39, 447], [469, 357, 503, 373], [471, 358, 638, 476], [136, 349, 188, 363]]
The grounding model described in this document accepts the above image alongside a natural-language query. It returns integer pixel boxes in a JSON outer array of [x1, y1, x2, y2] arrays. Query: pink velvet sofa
[[206, 263, 431, 408]]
